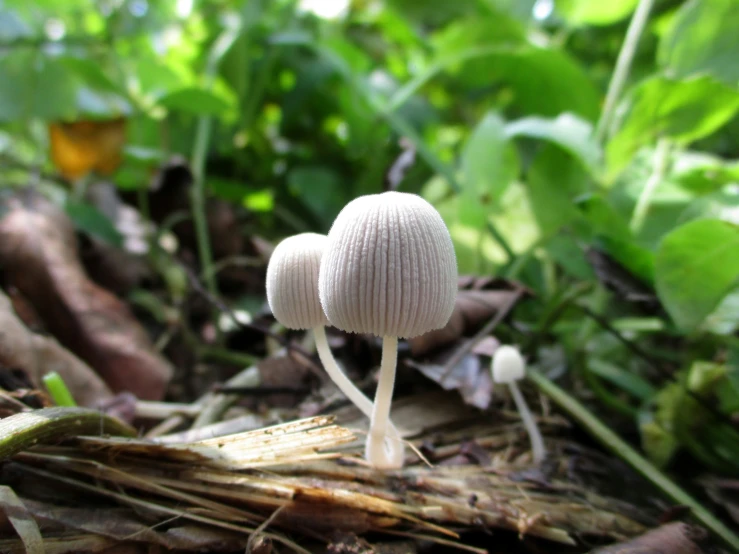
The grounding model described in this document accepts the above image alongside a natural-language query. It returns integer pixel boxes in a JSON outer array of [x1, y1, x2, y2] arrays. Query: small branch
[[440, 287, 525, 383]]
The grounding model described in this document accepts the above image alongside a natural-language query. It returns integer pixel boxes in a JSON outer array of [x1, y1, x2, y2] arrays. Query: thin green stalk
[[528, 370, 739, 552], [630, 138, 671, 233], [190, 115, 217, 297], [595, 0, 656, 143], [42, 372, 77, 407], [190, 25, 241, 298]]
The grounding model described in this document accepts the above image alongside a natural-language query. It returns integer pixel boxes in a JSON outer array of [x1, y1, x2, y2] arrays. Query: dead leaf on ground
[[0, 288, 112, 407], [588, 521, 705, 553], [25, 500, 248, 551], [406, 346, 494, 410], [0, 191, 173, 400], [49, 119, 126, 181], [409, 277, 528, 357]]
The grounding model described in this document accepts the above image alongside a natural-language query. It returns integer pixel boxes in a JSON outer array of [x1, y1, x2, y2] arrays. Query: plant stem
[[313, 327, 402, 439], [366, 336, 404, 469], [630, 138, 671, 233], [190, 26, 240, 299], [508, 381, 546, 464], [528, 370, 739, 552], [42, 372, 77, 407], [595, 0, 656, 144]]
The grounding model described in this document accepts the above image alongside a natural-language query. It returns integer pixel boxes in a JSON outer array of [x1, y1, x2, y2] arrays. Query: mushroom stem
[[366, 335, 404, 469], [507, 380, 546, 464], [313, 326, 403, 465]]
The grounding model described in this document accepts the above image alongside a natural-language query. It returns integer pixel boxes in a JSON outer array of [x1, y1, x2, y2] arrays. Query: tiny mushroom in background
[[265, 232, 403, 463], [491, 345, 546, 464], [319, 192, 458, 469]]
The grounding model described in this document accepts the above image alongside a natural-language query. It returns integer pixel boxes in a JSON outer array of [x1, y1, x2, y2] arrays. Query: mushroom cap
[[491, 345, 526, 383], [318, 191, 457, 339], [266, 233, 329, 330]]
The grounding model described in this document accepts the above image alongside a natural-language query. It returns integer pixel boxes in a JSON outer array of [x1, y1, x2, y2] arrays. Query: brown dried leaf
[[0, 191, 173, 400], [25, 499, 247, 551], [406, 348, 494, 410], [0, 288, 112, 407], [588, 521, 704, 553], [409, 278, 525, 357]]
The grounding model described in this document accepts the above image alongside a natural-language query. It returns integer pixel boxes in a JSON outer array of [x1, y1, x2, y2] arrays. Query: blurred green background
[[1, 0, 739, 475]]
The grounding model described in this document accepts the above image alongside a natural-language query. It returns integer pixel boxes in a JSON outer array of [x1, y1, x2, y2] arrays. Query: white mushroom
[[319, 192, 457, 469], [266, 232, 403, 461], [491, 345, 546, 464]]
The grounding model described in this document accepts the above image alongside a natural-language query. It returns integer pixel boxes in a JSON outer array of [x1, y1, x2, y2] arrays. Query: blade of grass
[[528, 369, 739, 552], [42, 371, 77, 407], [190, 24, 241, 299]]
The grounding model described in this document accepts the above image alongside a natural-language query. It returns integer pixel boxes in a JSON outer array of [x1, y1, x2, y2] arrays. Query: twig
[[440, 287, 525, 384]]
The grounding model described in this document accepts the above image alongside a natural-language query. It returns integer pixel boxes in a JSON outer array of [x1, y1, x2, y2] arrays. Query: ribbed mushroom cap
[[266, 233, 329, 330], [491, 345, 526, 383], [319, 192, 457, 339]]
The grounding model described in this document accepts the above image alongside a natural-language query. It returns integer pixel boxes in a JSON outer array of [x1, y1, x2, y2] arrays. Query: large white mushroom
[[266, 232, 403, 465], [319, 192, 457, 469]]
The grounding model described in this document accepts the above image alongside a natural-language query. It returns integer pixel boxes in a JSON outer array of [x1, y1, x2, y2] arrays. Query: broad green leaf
[[287, 166, 348, 229], [555, 0, 639, 26], [157, 87, 233, 116], [544, 235, 594, 280], [0, 53, 77, 121], [447, 47, 601, 120], [608, 76, 739, 176], [64, 201, 123, 247], [659, 0, 739, 84], [655, 219, 739, 331], [672, 151, 739, 195], [461, 112, 518, 205], [506, 113, 601, 176], [526, 144, 586, 235]]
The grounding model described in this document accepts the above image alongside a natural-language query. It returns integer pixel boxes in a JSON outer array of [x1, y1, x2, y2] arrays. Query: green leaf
[[659, 0, 739, 84], [157, 87, 233, 116], [555, 0, 639, 26], [655, 219, 739, 331], [287, 166, 348, 229], [608, 76, 739, 176], [461, 112, 518, 205], [64, 201, 123, 247], [526, 144, 586, 235], [506, 113, 601, 176], [672, 152, 739, 195]]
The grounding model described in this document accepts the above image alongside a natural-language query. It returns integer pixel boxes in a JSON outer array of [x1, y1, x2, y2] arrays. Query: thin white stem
[[595, 0, 656, 143], [313, 327, 403, 467], [366, 335, 404, 469], [313, 326, 374, 417], [508, 381, 546, 464]]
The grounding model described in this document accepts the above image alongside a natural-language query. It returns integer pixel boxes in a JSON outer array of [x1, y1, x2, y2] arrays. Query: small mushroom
[[319, 192, 457, 469], [491, 345, 546, 464], [266, 232, 403, 462]]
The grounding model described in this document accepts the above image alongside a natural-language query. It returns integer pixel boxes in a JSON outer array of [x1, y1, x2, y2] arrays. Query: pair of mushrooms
[[266, 192, 458, 469]]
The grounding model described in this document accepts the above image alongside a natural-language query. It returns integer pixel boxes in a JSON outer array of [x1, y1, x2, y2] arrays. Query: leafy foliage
[[1, 0, 739, 478]]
